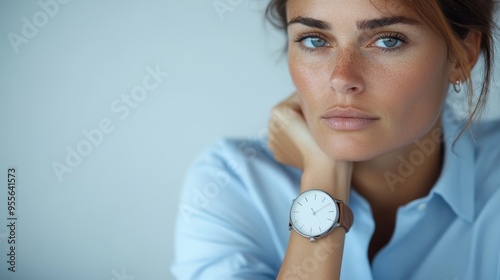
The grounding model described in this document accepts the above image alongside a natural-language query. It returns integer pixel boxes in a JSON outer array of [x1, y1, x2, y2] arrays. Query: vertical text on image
[[6, 167, 18, 273]]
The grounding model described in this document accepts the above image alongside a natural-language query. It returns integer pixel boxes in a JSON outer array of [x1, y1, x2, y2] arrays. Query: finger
[[279, 92, 301, 113]]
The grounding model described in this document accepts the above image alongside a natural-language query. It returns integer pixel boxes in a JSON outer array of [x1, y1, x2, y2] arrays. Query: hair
[[265, 0, 497, 141]]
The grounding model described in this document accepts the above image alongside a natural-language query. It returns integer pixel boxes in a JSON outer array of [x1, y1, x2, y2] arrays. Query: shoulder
[[191, 137, 274, 171], [187, 137, 300, 191], [470, 118, 500, 180], [446, 117, 500, 169], [469, 119, 500, 222], [472, 117, 500, 143], [179, 137, 300, 224], [442, 116, 500, 221]]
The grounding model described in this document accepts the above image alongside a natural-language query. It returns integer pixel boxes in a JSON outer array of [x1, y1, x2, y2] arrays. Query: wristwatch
[[289, 189, 354, 242]]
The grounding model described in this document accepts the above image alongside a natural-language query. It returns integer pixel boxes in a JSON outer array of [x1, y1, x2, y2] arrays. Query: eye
[[302, 37, 327, 48], [372, 33, 408, 51], [375, 37, 401, 48], [294, 33, 329, 51]]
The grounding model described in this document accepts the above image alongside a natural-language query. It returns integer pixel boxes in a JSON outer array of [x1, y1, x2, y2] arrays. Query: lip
[[321, 107, 379, 131]]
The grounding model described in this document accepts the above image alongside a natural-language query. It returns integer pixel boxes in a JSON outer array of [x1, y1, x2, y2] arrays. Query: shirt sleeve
[[171, 140, 282, 280]]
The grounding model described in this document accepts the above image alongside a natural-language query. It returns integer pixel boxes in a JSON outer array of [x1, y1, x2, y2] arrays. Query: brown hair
[[265, 0, 497, 140]]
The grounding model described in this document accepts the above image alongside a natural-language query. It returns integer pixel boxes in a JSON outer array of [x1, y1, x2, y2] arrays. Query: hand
[[268, 92, 353, 198], [267, 92, 336, 171]]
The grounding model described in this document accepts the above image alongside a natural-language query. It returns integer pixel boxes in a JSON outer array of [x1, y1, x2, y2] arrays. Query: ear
[[448, 30, 482, 83]]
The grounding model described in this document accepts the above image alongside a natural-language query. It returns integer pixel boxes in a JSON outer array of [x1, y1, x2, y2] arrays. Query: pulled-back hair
[[265, 0, 497, 139]]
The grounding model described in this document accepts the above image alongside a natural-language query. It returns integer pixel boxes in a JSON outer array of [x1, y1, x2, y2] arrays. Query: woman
[[172, 0, 499, 279]]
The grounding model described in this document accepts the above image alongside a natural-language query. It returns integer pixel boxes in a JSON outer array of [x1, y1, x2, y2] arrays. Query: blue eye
[[300, 37, 328, 49], [374, 37, 402, 48], [373, 33, 408, 50]]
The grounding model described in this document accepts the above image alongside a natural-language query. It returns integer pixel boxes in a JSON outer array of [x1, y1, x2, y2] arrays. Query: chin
[[316, 134, 392, 162], [322, 147, 383, 162]]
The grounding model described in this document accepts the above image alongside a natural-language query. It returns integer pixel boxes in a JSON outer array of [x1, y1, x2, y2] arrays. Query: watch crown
[[309, 237, 316, 242]]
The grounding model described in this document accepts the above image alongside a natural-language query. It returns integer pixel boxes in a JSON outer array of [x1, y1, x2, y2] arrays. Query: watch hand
[[311, 208, 316, 215], [315, 202, 332, 214]]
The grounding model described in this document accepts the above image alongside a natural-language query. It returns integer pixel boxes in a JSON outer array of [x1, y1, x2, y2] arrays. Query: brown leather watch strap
[[338, 202, 354, 233]]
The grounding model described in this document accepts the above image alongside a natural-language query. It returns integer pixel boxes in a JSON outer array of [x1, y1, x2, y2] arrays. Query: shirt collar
[[431, 109, 476, 222]]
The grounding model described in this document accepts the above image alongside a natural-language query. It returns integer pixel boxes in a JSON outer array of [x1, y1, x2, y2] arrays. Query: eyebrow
[[287, 16, 332, 30], [357, 16, 421, 29], [287, 16, 421, 30]]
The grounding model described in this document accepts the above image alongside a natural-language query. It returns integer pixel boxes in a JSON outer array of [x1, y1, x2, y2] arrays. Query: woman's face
[[287, 0, 455, 161]]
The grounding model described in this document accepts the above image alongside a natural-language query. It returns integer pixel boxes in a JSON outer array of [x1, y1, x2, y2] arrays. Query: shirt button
[[417, 203, 427, 211]]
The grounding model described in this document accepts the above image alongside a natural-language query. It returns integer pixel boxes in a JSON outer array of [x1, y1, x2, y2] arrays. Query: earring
[[453, 80, 462, 93]]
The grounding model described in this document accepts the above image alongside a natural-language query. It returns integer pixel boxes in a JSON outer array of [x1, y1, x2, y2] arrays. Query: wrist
[[301, 160, 352, 202]]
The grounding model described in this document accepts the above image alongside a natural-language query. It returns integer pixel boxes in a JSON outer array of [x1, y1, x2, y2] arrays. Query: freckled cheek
[[384, 59, 448, 136], [289, 56, 330, 122]]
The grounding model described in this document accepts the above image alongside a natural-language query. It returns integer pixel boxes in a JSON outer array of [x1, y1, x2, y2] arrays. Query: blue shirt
[[171, 112, 500, 280]]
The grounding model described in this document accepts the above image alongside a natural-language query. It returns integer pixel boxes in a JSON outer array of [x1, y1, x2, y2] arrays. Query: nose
[[330, 48, 365, 95]]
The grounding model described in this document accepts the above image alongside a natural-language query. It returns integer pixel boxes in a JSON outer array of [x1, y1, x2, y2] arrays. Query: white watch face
[[290, 189, 339, 238]]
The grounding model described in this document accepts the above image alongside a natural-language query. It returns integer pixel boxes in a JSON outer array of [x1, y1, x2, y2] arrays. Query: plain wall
[[0, 1, 498, 280]]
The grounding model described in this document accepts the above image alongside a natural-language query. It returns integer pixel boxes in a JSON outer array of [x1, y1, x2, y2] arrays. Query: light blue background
[[0, 1, 498, 280]]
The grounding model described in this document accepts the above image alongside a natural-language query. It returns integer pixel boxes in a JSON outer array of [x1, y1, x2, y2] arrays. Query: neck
[[352, 122, 444, 210]]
